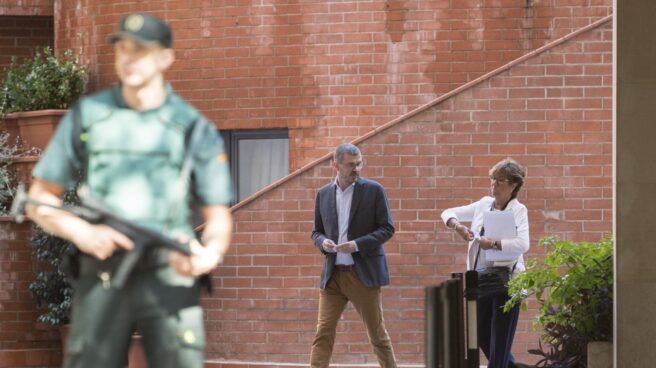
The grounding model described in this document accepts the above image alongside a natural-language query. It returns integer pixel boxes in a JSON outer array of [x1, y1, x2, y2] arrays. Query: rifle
[[11, 184, 192, 289]]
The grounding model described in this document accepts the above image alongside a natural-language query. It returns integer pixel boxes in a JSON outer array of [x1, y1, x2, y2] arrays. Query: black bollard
[[425, 274, 467, 368], [465, 270, 480, 368], [425, 284, 440, 368], [451, 273, 466, 368]]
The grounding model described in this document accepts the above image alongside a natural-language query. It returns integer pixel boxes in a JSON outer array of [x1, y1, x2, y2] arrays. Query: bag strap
[[163, 116, 206, 230], [70, 103, 88, 184], [473, 243, 482, 270]]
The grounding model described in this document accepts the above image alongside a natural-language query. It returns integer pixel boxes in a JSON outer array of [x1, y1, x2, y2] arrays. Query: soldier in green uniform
[[25, 13, 232, 368]]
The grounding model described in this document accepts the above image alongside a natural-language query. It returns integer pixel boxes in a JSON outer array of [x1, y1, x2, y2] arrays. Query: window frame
[[219, 128, 289, 204]]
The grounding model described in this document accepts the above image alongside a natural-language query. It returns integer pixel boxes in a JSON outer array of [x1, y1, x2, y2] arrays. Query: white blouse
[[441, 196, 530, 275]]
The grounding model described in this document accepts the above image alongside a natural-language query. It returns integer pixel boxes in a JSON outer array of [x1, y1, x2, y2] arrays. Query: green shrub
[[0, 132, 16, 213], [505, 236, 613, 367], [29, 227, 74, 326], [0, 46, 85, 325], [1, 46, 87, 118], [28, 190, 79, 326], [0, 132, 38, 214]]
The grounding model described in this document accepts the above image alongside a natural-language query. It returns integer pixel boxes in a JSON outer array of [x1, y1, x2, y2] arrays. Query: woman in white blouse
[[441, 158, 529, 368]]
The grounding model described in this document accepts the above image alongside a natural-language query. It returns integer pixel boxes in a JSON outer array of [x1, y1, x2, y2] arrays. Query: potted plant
[[0, 46, 87, 149], [504, 235, 613, 368]]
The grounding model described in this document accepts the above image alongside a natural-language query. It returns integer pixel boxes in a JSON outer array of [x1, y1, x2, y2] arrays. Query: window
[[220, 129, 289, 203]]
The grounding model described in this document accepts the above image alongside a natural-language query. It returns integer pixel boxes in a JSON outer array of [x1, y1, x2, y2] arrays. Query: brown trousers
[[310, 269, 397, 368]]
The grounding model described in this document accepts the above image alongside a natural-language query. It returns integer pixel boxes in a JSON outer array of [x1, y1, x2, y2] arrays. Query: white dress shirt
[[441, 196, 530, 276], [335, 178, 355, 265]]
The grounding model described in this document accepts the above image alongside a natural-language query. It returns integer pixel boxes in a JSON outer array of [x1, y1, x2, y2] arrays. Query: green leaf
[[0, 46, 87, 118], [516, 235, 614, 366], [28, 194, 79, 326]]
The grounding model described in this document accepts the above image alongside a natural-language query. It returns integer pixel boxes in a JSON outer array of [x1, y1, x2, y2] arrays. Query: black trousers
[[477, 292, 521, 368]]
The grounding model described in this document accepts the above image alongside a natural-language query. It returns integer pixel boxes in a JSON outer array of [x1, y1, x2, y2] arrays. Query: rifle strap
[[70, 103, 88, 184], [164, 117, 216, 294], [165, 116, 206, 229]]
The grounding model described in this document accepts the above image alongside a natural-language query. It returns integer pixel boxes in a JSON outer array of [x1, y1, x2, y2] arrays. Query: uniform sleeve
[[31, 110, 81, 189], [191, 119, 233, 206]]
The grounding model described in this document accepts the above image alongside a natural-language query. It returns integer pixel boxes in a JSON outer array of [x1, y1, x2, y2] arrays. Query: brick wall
[[53, 0, 611, 169], [0, 1, 53, 17], [0, 1, 612, 366], [0, 16, 53, 82], [0, 157, 61, 367], [202, 20, 612, 365], [0, 218, 61, 367]]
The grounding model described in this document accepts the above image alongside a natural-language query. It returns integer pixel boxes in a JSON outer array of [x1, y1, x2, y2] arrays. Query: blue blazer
[[311, 177, 395, 288]]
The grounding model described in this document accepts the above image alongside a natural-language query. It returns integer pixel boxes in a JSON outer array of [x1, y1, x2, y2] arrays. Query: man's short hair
[[334, 143, 361, 163]]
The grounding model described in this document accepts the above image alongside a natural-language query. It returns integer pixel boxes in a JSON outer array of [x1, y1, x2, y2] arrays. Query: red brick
[[0, 3, 614, 365]]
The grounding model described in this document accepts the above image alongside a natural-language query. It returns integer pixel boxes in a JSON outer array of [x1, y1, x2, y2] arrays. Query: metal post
[[451, 273, 466, 368], [426, 273, 477, 368], [465, 270, 480, 368], [425, 285, 440, 368]]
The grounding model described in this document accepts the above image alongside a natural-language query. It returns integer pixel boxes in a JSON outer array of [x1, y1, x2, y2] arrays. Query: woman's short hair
[[489, 158, 526, 198], [334, 143, 361, 163]]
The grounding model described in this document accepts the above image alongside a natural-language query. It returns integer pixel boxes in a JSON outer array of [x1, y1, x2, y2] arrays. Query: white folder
[[483, 211, 520, 261]]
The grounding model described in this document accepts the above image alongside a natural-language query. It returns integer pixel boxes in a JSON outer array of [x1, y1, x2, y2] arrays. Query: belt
[[78, 247, 170, 276], [335, 264, 355, 272]]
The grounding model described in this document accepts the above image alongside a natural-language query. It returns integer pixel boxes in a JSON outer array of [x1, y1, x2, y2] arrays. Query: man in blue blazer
[[309, 143, 397, 368]]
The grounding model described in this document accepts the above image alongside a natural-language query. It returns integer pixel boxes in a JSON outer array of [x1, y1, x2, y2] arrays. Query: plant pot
[[2, 115, 20, 142], [4, 109, 66, 150], [587, 341, 613, 368], [8, 155, 39, 187], [59, 324, 148, 367]]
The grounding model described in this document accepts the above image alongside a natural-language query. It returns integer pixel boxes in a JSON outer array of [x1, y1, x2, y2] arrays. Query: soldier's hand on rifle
[[169, 205, 231, 277], [73, 223, 134, 260], [170, 238, 223, 277], [25, 180, 135, 261]]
